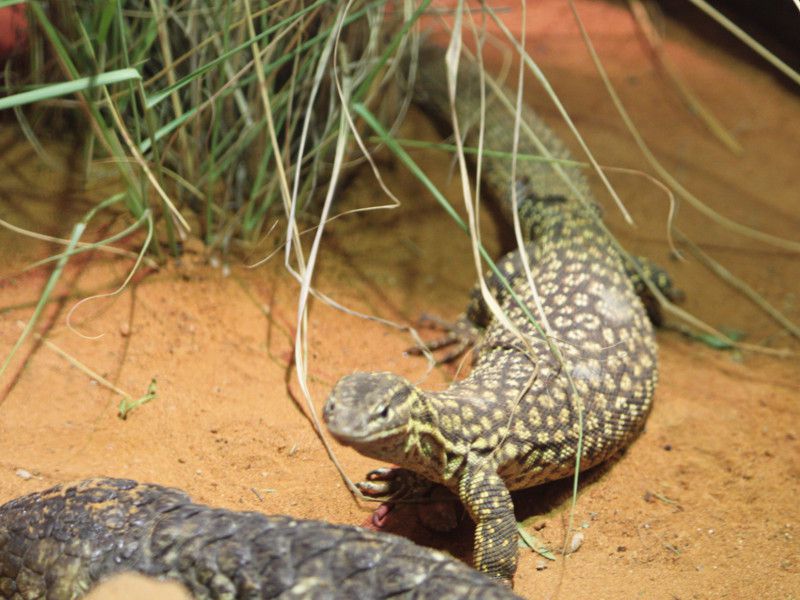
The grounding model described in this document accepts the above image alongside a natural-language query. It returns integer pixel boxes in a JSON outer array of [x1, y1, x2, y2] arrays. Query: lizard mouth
[[324, 408, 406, 447]]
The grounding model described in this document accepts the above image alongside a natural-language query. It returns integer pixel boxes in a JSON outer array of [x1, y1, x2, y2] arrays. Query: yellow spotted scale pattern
[[324, 51, 659, 583]]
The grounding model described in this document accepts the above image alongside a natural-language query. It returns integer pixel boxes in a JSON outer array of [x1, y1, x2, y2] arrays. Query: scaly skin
[[0, 478, 521, 599], [324, 50, 665, 582]]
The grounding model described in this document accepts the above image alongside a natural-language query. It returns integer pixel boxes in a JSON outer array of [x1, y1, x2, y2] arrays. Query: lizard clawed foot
[[406, 313, 479, 364], [357, 467, 435, 502], [357, 467, 461, 532]]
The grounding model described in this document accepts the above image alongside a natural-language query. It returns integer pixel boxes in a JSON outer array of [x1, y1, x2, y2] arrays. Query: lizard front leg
[[459, 466, 517, 583]]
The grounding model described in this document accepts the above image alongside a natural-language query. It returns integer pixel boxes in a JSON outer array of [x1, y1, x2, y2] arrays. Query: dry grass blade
[[64, 210, 154, 341], [566, 0, 800, 254], [685, 0, 800, 86], [12, 321, 143, 417], [628, 0, 743, 155], [674, 230, 800, 340], [0, 214, 155, 267], [481, 4, 635, 227], [280, 1, 356, 495]]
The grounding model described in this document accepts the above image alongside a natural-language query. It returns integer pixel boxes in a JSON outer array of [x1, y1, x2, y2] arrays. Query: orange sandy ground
[[0, 2, 798, 599]]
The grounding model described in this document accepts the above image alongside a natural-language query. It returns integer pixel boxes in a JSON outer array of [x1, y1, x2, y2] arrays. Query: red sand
[[1, 2, 798, 598]]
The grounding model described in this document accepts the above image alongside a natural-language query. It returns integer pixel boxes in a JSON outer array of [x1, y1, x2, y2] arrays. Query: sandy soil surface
[[0, 2, 798, 599]]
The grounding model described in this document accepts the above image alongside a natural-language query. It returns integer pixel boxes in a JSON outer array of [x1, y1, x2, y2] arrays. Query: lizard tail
[[408, 46, 592, 234]]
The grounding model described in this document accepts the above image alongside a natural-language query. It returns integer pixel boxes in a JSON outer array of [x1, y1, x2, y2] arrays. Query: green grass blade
[[388, 137, 583, 167], [0, 69, 142, 110], [118, 377, 158, 419], [517, 522, 557, 560], [0, 223, 85, 379], [94, 0, 117, 46]]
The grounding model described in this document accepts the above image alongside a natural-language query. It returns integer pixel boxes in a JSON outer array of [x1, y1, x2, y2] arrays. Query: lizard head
[[324, 372, 418, 456]]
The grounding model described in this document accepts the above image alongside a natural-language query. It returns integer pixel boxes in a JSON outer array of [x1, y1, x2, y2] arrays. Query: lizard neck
[[405, 388, 493, 487], [400, 391, 455, 484]]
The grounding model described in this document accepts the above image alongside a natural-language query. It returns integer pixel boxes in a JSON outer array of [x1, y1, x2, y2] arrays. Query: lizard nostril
[[323, 400, 335, 422]]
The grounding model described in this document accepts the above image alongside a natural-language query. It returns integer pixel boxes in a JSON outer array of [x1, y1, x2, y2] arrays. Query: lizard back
[[408, 52, 658, 489]]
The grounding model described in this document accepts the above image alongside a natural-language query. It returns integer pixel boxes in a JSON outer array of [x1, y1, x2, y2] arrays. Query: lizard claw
[[356, 479, 395, 498], [366, 466, 396, 481], [416, 313, 457, 330]]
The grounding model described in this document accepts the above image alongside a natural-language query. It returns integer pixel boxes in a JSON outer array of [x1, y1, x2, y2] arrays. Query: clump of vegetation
[[1, 0, 423, 258]]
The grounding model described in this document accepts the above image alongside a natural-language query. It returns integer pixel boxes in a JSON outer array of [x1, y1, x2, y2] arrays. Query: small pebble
[[569, 531, 585, 553], [535, 560, 547, 571], [119, 322, 131, 337], [15, 468, 32, 480]]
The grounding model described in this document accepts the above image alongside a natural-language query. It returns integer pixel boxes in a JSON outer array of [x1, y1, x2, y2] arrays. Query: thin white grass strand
[[15, 320, 135, 404], [685, 0, 800, 86], [65, 210, 154, 340]]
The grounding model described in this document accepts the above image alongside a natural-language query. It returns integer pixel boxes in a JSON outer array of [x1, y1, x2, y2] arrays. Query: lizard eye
[[376, 404, 389, 419]]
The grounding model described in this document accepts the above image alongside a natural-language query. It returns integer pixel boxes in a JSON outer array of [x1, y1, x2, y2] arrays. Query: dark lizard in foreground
[[0, 477, 521, 599], [324, 49, 678, 583]]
